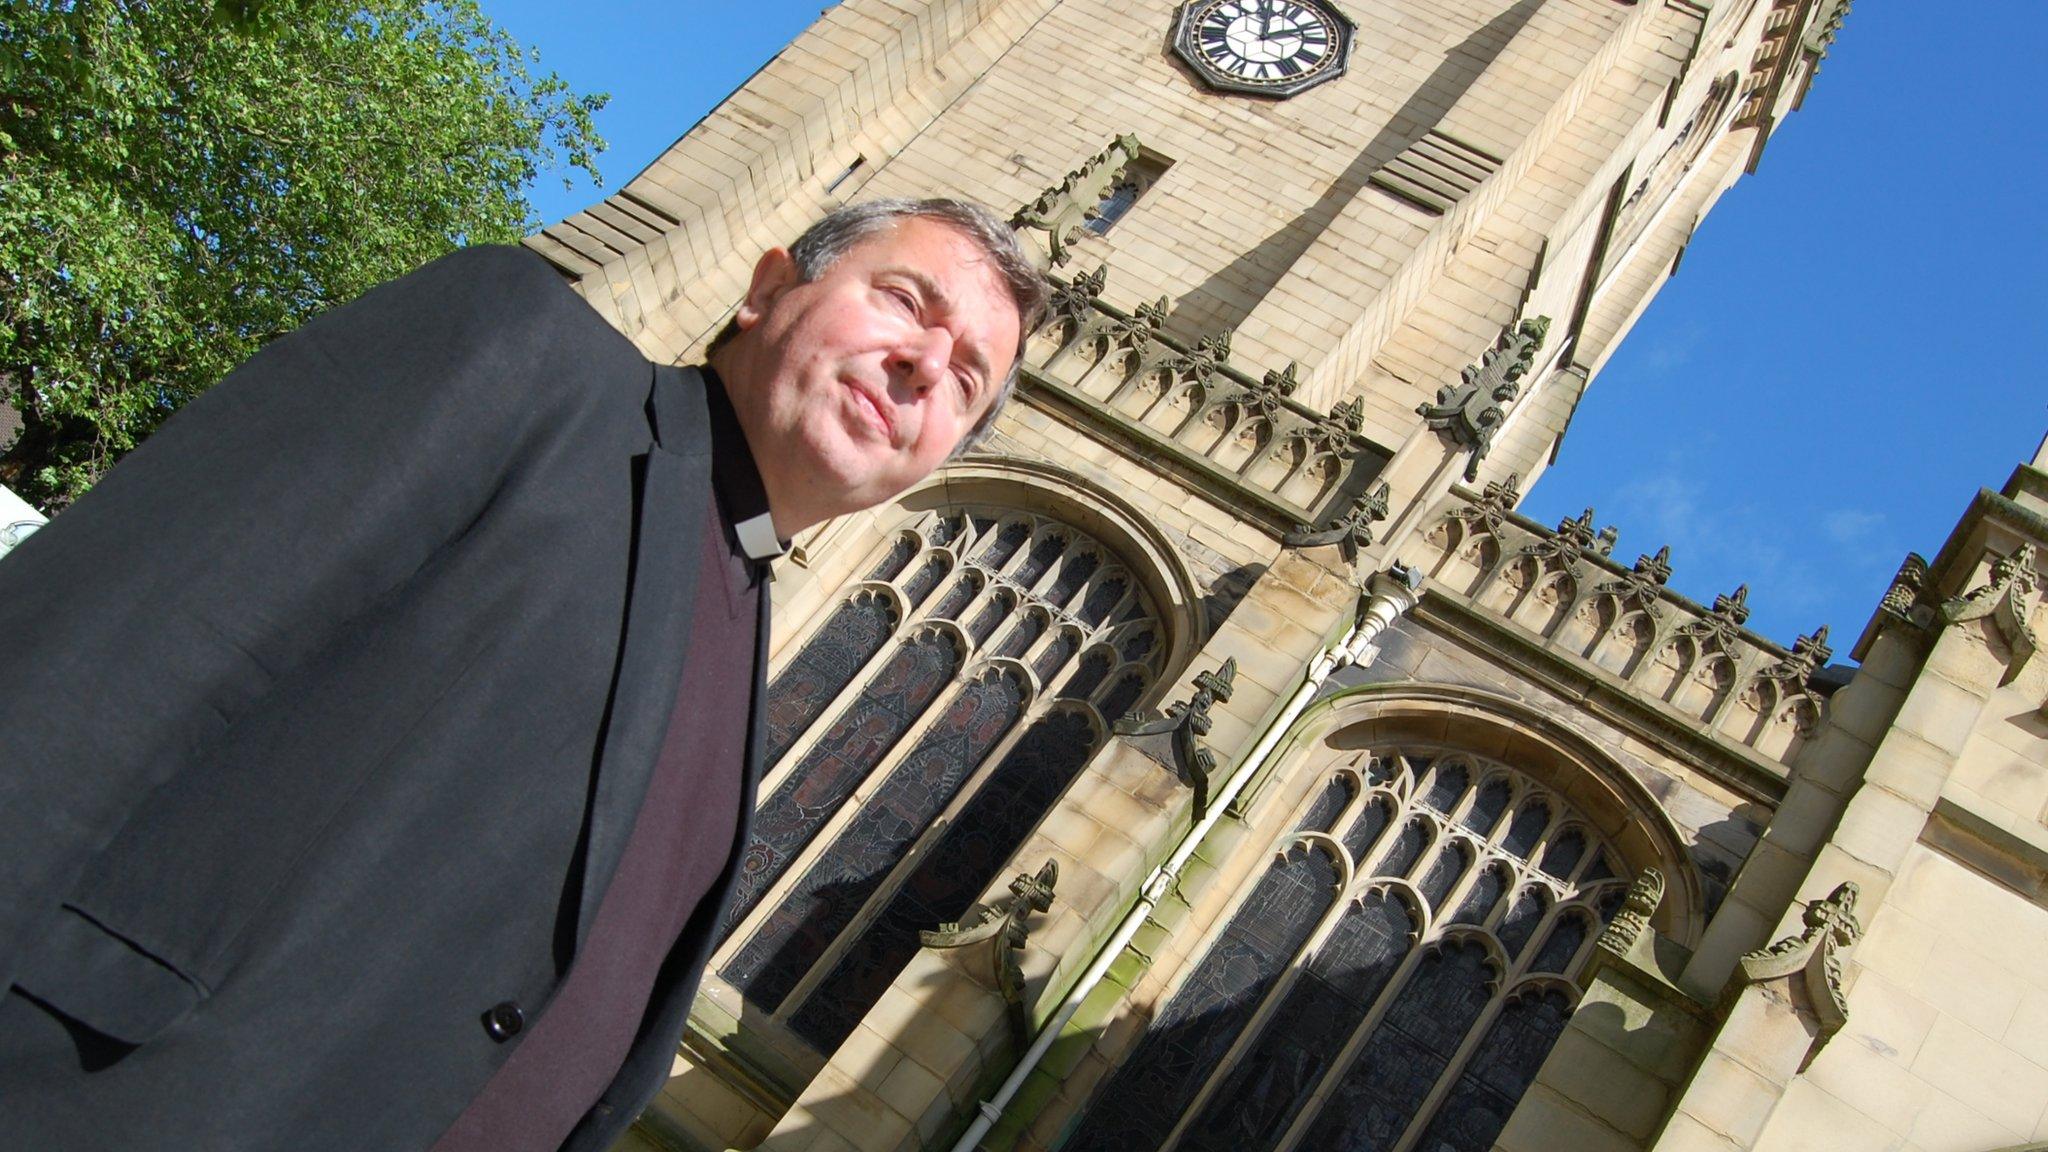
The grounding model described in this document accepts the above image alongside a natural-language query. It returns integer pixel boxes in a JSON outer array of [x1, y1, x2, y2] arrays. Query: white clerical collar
[[735, 511, 787, 562]]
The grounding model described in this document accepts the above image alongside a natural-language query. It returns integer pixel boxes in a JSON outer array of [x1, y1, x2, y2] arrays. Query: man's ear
[[735, 246, 799, 332]]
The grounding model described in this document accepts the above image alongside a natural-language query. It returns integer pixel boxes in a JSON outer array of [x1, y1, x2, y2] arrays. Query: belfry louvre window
[[715, 507, 1165, 1051], [1062, 751, 1628, 1152]]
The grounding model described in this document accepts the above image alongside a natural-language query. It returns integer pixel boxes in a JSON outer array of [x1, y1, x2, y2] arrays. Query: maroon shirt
[[433, 373, 772, 1151]]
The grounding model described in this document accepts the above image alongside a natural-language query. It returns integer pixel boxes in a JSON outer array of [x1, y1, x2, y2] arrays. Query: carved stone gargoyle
[[920, 860, 1059, 1046], [1417, 315, 1551, 481], [1283, 481, 1391, 564], [1942, 543, 2041, 684], [1014, 134, 1144, 266], [1735, 882, 1862, 1071], [1115, 658, 1238, 818]]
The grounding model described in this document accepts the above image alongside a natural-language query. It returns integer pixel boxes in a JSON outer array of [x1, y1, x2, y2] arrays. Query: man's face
[[724, 217, 1022, 534]]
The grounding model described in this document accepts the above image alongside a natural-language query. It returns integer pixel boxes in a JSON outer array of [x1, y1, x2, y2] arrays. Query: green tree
[[0, 0, 606, 510]]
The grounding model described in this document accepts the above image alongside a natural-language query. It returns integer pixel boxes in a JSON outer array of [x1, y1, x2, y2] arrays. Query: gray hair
[[714, 197, 1047, 455]]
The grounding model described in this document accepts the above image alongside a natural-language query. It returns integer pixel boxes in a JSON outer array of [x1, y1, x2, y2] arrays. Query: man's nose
[[891, 326, 951, 396]]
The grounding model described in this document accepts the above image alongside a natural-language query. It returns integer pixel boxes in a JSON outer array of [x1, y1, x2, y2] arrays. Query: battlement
[[1021, 265, 1394, 539], [1412, 476, 1834, 767]]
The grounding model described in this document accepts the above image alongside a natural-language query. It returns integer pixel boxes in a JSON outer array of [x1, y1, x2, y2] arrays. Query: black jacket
[[0, 246, 765, 1151]]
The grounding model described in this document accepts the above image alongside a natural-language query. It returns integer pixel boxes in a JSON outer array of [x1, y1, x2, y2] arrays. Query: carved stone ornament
[[1596, 867, 1665, 957], [1246, 362, 1299, 421], [1736, 882, 1862, 1070], [1941, 543, 2041, 682], [1417, 316, 1551, 481], [1757, 625, 1833, 689], [920, 860, 1059, 1044], [1805, 0, 1852, 60], [1014, 134, 1144, 267], [1115, 658, 1238, 818], [1045, 263, 1110, 331], [1102, 295, 1171, 359], [1522, 506, 1610, 570], [1302, 397, 1368, 457], [1597, 546, 1673, 617], [1159, 329, 1235, 388], [1283, 481, 1391, 563], [1879, 551, 1936, 629], [1679, 584, 1751, 652], [1448, 472, 1523, 536]]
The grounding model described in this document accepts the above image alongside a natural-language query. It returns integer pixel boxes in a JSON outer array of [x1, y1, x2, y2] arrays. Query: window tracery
[[715, 506, 1165, 1052], [1063, 749, 1629, 1152]]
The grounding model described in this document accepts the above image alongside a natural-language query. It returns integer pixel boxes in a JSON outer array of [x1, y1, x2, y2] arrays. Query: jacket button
[[483, 1001, 525, 1042]]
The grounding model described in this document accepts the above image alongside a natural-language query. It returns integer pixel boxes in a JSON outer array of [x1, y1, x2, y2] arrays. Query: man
[[0, 197, 1047, 1151]]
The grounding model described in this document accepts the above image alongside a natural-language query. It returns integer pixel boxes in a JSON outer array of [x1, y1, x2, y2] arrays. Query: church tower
[[528, 4, 2048, 1152]]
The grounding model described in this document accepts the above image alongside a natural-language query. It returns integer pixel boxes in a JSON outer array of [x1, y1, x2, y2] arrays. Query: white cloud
[[1598, 453, 1832, 630], [1822, 509, 1883, 545], [1636, 318, 1708, 379]]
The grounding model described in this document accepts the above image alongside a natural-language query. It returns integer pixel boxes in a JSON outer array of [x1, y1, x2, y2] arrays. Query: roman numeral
[[1276, 56, 1303, 77]]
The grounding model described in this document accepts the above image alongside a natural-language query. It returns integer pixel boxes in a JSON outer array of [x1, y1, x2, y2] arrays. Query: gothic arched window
[[1062, 749, 1628, 1152], [714, 506, 1165, 1052]]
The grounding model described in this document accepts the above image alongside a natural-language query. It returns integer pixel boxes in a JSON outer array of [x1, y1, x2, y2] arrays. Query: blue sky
[[482, 0, 2046, 665]]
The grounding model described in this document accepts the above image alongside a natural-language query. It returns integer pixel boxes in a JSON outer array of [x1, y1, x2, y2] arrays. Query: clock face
[[1173, 0, 1353, 98]]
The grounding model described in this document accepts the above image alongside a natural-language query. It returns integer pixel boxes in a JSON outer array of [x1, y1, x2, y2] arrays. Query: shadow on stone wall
[[1166, 0, 1544, 344]]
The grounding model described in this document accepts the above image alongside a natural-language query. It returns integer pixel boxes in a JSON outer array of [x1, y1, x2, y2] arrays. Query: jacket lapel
[[573, 364, 713, 950]]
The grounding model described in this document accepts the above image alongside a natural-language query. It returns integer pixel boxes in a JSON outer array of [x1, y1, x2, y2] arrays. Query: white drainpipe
[[949, 564, 1424, 1152]]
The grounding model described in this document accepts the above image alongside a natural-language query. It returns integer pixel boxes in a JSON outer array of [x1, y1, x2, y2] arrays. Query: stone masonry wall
[[515, 1, 1873, 1148]]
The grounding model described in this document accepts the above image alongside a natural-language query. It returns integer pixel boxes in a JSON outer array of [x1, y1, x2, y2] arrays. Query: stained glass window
[[1062, 821, 1341, 1152], [724, 669, 1027, 1013], [1062, 749, 1632, 1152], [761, 593, 898, 765], [714, 509, 1166, 1053], [789, 706, 1103, 1048], [724, 629, 962, 934], [1298, 772, 1359, 835]]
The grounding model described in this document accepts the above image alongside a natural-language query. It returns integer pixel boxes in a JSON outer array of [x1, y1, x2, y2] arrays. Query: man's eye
[[886, 287, 918, 314]]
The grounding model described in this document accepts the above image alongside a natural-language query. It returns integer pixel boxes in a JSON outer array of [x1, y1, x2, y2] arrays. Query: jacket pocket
[[11, 905, 205, 1044]]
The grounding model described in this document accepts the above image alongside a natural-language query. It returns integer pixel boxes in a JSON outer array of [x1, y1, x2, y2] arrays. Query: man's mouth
[[846, 380, 895, 443]]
